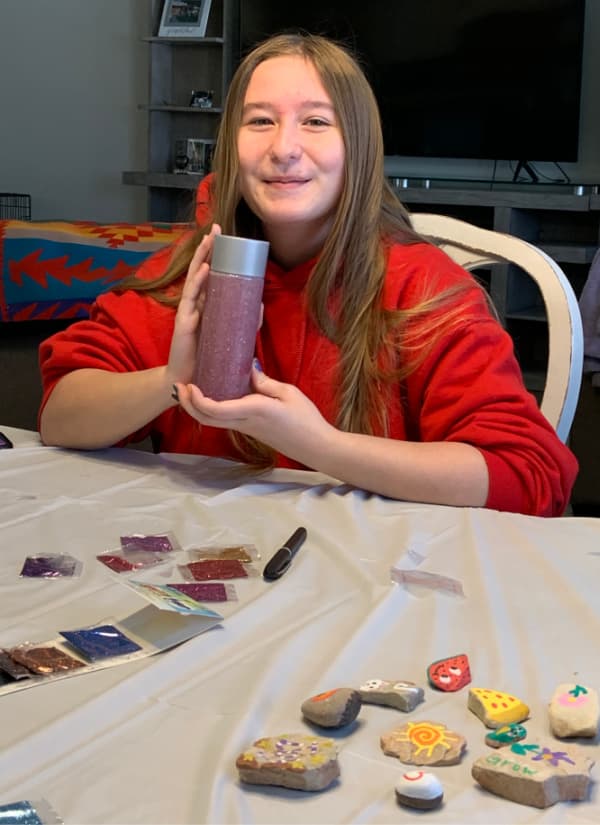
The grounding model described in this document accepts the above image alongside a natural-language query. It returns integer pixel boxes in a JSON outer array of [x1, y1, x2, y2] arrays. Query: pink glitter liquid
[[194, 270, 264, 400]]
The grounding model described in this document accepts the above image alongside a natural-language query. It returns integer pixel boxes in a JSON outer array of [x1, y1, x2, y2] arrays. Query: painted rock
[[381, 720, 466, 766], [236, 733, 339, 791], [485, 722, 527, 749], [359, 678, 424, 711], [301, 688, 362, 728], [427, 654, 471, 692], [472, 739, 595, 808], [395, 769, 444, 810], [549, 683, 599, 738], [468, 687, 529, 728]]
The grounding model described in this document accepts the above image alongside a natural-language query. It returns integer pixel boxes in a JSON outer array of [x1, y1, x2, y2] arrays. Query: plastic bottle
[[193, 234, 269, 400]]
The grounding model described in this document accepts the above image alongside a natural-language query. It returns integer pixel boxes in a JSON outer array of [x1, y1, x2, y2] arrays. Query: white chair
[[410, 213, 583, 443]]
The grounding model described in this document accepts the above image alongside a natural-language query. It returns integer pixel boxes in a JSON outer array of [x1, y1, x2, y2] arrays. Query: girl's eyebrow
[[242, 100, 335, 114]]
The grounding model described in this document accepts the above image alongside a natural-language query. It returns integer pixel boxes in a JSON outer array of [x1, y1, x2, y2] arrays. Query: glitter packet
[[0, 650, 33, 684], [8, 644, 86, 675], [187, 544, 259, 563], [59, 624, 142, 662], [179, 559, 256, 581], [0, 799, 63, 825], [19, 554, 82, 579], [166, 581, 238, 602], [119, 532, 179, 553], [96, 548, 170, 574]]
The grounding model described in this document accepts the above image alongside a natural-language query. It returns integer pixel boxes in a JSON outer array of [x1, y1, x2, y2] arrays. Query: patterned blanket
[[0, 220, 186, 322]]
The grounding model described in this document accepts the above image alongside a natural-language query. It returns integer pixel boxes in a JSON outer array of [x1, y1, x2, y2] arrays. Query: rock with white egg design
[[395, 770, 444, 810]]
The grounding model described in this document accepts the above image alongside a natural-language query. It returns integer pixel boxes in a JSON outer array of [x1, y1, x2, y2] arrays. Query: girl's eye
[[247, 117, 272, 127], [305, 117, 329, 127]]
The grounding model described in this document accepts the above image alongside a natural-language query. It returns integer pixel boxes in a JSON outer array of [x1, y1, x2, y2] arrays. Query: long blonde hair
[[122, 33, 476, 460]]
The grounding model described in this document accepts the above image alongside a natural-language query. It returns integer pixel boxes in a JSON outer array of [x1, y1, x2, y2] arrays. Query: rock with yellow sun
[[472, 739, 595, 808], [380, 720, 467, 766]]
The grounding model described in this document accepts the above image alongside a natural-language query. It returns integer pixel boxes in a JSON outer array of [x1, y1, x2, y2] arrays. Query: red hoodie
[[38, 226, 577, 517]]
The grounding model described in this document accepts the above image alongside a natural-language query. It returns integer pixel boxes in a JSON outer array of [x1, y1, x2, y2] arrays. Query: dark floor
[[1, 320, 598, 515]]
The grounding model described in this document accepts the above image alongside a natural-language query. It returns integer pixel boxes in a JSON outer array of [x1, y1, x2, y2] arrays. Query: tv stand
[[513, 160, 539, 183]]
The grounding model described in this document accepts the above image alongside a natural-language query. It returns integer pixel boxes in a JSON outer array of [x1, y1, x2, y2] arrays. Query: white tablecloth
[[0, 426, 599, 824]]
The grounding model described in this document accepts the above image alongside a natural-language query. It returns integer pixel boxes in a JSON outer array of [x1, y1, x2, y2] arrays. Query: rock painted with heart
[[548, 683, 599, 738], [468, 687, 530, 728], [235, 733, 340, 791], [381, 720, 467, 766], [427, 654, 471, 692], [359, 678, 424, 711], [472, 739, 595, 808]]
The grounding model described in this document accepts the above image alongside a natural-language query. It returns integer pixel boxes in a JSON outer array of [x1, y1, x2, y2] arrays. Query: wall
[[0, 0, 151, 222]]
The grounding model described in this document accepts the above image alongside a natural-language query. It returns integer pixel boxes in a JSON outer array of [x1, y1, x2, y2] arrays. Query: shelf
[[540, 243, 597, 265], [140, 105, 223, 114], [122, 171, 203, 190], [396, 186, 594, 211], [143, 36, 224, 45]]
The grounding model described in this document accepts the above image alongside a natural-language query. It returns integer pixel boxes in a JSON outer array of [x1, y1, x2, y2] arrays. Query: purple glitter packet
[[60, 624, 142, 661], [166, 582, 237, 602], [120, 533, 176, 553], [20, 554, 82, 579], [0, 799, 63, 824]]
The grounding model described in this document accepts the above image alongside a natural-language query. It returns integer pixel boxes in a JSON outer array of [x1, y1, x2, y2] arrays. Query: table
[[0, 425, 599, 824]]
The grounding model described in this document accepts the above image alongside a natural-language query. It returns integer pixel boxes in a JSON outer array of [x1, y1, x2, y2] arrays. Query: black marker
[[263, 527, 307, 581]]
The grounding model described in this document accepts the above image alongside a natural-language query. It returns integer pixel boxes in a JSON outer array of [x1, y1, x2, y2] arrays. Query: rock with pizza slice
[[468, 687, 530, 729], [427, 654, 471, 692]]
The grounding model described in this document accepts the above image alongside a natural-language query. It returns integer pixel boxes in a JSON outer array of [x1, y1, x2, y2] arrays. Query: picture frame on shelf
[[174, 138, 215, 174], [158, 0, 212, 39]]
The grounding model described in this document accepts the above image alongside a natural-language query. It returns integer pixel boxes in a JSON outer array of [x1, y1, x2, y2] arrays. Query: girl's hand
[[174, 365, 336, 467], [166, 224, 221, 386]]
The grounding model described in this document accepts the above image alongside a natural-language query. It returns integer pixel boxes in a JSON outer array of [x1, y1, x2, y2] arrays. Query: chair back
[[411, 213, 583, 442]]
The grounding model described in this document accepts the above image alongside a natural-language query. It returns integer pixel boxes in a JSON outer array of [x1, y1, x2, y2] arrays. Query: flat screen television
[[234, 0, 586, 165]]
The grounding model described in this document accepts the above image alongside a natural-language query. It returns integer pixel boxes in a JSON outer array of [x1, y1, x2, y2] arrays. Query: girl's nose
[[269, 124, 302, 163]]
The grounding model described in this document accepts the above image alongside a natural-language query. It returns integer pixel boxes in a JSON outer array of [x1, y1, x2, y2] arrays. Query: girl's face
[[237, 55, 345, 261]]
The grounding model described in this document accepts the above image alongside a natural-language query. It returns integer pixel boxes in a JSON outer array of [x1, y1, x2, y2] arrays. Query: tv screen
[[235, 0, 585, 163]]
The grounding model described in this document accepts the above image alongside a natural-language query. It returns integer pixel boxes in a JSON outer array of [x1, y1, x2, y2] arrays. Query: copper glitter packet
[[8, 645, 86, 675]]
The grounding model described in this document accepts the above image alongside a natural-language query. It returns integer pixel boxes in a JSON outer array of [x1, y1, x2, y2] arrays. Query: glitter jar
[[193, 234, 269, 400]]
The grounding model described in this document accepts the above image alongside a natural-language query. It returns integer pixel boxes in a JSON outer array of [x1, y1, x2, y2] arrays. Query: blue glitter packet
[[0, 799, 62, 824], [59, 624, 142, 661]]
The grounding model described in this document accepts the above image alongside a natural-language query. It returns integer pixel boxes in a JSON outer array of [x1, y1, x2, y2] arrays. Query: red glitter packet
[[179, 559, 254, 581], [166, 582, 238, 602], [97, 548, 170, 574]]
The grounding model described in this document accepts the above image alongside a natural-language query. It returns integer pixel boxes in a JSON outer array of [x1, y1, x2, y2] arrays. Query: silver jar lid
[[211, 234, 269, 278]]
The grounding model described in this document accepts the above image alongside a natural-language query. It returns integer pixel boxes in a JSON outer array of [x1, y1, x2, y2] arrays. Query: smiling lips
[[264, 177, 309, 186]]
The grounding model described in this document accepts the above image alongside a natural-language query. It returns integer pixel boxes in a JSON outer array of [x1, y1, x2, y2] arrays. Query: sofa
[[0, 219, 186, 322]]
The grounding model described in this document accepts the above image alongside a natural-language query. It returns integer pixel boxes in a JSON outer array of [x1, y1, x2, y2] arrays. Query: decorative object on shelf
[[158, 0, 212, 38], [189, 89, 214, 108], [173, 138, 214, 174]]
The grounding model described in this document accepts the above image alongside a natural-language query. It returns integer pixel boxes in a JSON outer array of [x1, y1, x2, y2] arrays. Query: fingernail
[[171, 384, 179, 402], [252, 357, 263, 373]]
